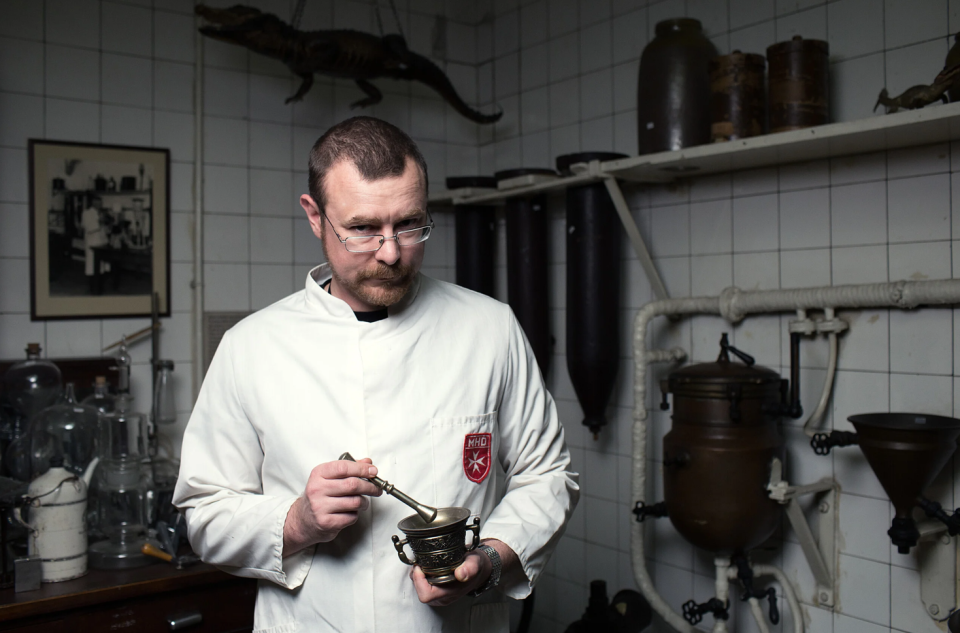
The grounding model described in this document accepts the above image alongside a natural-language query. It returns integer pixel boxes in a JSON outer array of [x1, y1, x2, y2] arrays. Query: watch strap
[[469, 544, 501, 597]]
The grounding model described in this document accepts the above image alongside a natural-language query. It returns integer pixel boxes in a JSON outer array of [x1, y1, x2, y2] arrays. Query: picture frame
[[28, 140, 171, 320]]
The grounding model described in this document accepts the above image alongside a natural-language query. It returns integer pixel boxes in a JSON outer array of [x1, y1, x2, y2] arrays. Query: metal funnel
[[848, 413, 960, 553]]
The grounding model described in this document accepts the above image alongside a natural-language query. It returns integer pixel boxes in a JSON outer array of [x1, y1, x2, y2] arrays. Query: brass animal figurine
[[874, 63, 960, 113], [196, 4, 502, 124]]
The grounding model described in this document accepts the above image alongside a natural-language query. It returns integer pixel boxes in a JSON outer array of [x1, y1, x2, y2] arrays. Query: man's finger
[[316, 460, 378, 480]]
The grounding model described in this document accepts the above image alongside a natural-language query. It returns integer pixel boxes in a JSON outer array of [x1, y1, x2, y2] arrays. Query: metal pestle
[[339, 452, 438, 523]]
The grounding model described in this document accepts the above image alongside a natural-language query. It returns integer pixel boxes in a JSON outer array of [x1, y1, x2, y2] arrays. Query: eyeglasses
[[321, 212, 435, 253]]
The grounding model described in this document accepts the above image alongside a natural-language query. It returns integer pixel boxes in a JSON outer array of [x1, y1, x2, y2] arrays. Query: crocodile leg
[[285, 73, 314, 104], [351, 79, 383, 109]]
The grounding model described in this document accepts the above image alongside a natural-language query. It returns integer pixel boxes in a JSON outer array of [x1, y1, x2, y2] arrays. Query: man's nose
[[376, 235, 401, 265]]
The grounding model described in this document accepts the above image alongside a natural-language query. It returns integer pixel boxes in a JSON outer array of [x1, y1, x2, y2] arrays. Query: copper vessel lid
[[665, 334, 781, 398]]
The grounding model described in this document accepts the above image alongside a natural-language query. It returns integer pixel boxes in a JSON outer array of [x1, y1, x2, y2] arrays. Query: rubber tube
[[748, 597, 772, 633], [752, 565, 804, 633], [802, 331, 837, 437]]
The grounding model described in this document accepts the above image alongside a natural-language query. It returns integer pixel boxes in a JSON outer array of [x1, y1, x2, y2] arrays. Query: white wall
[[2, 1, 959, 633], [471, 1, 960, 632], [0, 0, 473, 453]]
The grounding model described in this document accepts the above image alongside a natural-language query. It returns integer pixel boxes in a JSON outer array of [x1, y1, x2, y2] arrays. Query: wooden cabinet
[[0, 563, 256, 632]]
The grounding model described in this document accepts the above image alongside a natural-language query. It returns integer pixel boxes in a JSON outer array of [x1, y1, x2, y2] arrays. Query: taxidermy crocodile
[[196, 4, 502, 124], [874, 63, 960, 113]]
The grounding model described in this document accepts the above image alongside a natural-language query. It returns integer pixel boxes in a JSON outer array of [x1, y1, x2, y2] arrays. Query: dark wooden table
[[0, 562, 256, 632]]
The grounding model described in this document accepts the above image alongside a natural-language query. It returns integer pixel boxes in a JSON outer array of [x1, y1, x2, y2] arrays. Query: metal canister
[[659, 334, 786, 553], [556, 152, 627, 438], [495, 168, 556, 377], [767, 35, 829, 133], [446, 176, 497, 299], [710, 51, 766, 142]]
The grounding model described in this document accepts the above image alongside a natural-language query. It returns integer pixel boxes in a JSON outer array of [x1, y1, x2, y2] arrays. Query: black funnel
[[848, 413, 960, 553]]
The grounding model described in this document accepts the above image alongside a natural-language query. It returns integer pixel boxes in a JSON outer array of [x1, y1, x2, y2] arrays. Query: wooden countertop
[[0, 561, 250, 622]]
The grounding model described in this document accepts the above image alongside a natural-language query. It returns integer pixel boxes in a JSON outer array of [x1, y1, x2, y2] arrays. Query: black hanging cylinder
[[558, 152, 627, 438], [496, 168, 556, 378], [447, 176, 498, 298]]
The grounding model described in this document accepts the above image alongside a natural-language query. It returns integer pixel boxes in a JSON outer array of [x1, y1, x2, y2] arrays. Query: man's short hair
[[308, 116, 429, 214]]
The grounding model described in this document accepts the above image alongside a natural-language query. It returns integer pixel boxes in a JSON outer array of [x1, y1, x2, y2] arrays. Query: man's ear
[[300, 194, 323, 239]]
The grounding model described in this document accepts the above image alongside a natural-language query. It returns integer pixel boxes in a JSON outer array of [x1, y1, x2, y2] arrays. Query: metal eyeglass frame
[[321, 211, 435, 253]]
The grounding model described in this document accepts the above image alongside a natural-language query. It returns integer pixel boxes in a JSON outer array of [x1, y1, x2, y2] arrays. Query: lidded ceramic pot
[[637, 18, 718, 154]]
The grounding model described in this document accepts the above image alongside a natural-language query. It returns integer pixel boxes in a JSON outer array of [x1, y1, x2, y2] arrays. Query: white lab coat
[[173, 264, 579, 633]]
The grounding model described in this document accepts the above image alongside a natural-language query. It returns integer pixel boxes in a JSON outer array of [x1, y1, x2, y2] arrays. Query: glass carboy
[[3, 344, 61, 423], [30, 383, 99, 479]]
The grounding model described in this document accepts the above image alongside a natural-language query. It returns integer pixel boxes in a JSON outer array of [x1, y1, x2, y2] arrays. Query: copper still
[[710, 51, 766, 142], [767, 35, 829, 133], [657, 334, 788, 553]]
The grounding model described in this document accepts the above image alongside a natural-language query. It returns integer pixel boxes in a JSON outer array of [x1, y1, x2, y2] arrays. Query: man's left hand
[[410, 550, 490, 606], [411, 538, 517, 606]]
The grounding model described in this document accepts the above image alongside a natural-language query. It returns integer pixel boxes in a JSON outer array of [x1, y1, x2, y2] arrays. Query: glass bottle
[[30, 383, 99, 478], [2, 343, 62, 423], [81, 376, 116, 416], [0, 401, 30, 480], [116, 338, 131, 394], [153, 360, 176, 426]]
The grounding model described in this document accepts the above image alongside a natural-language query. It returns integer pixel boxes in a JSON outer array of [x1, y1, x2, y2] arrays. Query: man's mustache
[[356, 262, 414, 283]]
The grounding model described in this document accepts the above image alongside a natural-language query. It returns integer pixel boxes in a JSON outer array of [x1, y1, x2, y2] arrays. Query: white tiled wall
[[2, 1, 960, 632], [0, 0, 472, 451], [469, 1, 960, 633]]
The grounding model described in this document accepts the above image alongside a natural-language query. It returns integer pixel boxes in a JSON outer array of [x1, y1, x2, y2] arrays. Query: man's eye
[[398, 219, 418, 228], [351, 225, 372, 233]]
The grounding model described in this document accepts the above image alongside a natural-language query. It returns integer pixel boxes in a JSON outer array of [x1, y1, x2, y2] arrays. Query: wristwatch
[[469, 544, 502, 597]]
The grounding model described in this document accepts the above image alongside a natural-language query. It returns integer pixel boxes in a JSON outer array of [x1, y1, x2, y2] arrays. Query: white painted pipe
[[747, 597, 772, 633], [192, 15, 205, 401], [802, 330, 837, 437], [712, 557, 731, 633], [632, 278, 960, 632]]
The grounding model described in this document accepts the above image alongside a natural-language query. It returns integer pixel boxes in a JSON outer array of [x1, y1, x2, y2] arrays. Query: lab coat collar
[[304, 263, 422, 322]]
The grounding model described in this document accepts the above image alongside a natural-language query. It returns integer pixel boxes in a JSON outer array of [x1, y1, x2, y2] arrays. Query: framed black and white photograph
[[28, 140, 170, 320]]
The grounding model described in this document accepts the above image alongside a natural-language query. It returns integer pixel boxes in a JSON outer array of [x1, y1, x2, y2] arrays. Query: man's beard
[[321, 238, 416, 308]]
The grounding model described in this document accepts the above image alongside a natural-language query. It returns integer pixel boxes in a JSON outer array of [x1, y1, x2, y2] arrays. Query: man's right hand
[[283, 457, 382, 556]]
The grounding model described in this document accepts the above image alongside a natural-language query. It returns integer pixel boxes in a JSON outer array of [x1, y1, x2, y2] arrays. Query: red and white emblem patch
[[463, 433, 492, 484]]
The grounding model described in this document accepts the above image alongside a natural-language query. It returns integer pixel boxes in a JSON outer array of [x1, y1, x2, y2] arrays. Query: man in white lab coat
[[174, 117, 579, 633]]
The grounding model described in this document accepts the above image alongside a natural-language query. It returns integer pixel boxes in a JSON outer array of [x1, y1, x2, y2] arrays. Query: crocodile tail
[[397, 49, 503, 124]]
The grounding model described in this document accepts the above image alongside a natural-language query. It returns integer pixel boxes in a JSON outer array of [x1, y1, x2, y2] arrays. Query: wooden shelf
[[429, 102, 960, 206]]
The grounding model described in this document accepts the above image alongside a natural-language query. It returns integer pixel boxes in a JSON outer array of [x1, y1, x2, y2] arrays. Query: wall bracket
[[768, 457, 839, 608], [917, 519, 957, 623]]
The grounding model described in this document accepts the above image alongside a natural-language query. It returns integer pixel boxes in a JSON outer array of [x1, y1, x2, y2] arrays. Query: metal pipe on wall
[[632, 278, 960, 632], [192, 15, 205, 401]]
